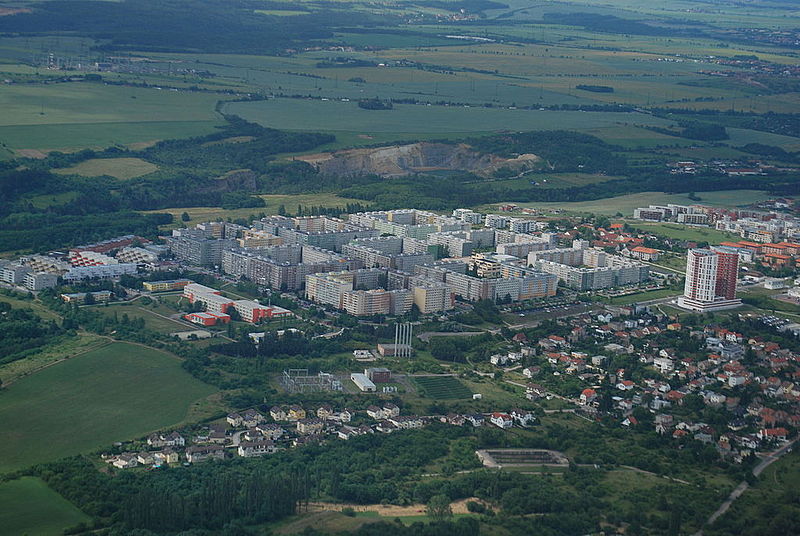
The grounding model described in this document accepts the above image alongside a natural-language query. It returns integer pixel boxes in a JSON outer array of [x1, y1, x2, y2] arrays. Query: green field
[[53, 157, 159, 179], [224, 99, 673, 134], [413, 375, 472, 399], [497, 190, 774, 216], [628, 222, 741, 244], [0, 333, 109, 386], [146, 193, 374, 228], [91, 303, 190, 333], [0, 477, 90, 536], [0, 342, 216, 473], [0, 82, 222, 154]]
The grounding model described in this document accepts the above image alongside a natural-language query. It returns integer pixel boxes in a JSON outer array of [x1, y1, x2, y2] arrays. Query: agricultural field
[[0, 82, 222, 155], [497, 190, 775, 216], [412, 375, 472, 399], [52, 157, 159, 180], [0, 342, 216, 473], [0, 333, 109, 386], [0, 477, 90, 536], [224, 99, 674, 135]]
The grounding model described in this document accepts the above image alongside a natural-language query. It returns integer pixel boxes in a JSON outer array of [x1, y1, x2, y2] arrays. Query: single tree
[[426, 494, 452, 522]]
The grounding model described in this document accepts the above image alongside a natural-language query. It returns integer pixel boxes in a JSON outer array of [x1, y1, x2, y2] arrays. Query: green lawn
[[0, 342, 216, 473], [0, 477, 90, 536]]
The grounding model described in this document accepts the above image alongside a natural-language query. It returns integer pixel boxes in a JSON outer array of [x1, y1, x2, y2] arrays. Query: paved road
[[641, 259, 686, 276], [693, 437, 798, 535]]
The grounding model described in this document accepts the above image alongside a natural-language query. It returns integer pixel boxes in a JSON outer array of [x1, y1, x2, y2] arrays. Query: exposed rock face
[[214, 169, 258, 191], [296, 142, 539, 178]]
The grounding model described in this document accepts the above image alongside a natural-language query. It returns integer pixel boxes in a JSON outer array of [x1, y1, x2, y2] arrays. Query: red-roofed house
[[580, 388, 597, 405], [629, 246, 661, 261]]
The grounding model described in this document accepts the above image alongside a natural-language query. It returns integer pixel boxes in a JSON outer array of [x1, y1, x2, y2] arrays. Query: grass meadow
[[0, 477, 90, 536], [0, 82, 222, 154], [146, 192, 373, 228], [0, 342, 216, 473], [53, 157, 159, 179], [496, 190, 773, 216], [224, 99, 673, 134]]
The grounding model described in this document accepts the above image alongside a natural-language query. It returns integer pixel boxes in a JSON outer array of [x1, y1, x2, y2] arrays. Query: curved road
[[694, 437, 798, 535]]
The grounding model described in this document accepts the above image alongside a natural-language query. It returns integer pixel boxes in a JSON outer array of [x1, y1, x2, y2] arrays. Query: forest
[[23, 420, 742, 536], [0, 301, 68, 366]]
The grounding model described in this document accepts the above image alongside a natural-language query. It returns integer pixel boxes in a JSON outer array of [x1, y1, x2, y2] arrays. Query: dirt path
[[307, 497, 491, 516]]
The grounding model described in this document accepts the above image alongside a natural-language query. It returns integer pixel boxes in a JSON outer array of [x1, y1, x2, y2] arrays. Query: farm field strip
[[0, 341, 216, 473]]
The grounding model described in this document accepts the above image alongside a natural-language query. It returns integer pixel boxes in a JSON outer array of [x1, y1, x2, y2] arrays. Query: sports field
[[0, 342, 216, 473], [0, 477, 90, 536], [413, 376, 472, 399], [52, 157, 159, 179]]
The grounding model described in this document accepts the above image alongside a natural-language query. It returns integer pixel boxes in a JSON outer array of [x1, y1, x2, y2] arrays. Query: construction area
[[475, 449, 569, 469], [280, 369, 343, 393]]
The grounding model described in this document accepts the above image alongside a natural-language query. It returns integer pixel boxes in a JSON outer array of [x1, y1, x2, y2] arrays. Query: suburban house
[[226, 412, 244, 427], [758, 427, 789, 442], [270, 406, 287, 421], [490, 412, 513, 429], [186, 445, 225, 463], [112, 453, 138, 469], [466, 414, 485, 427], [153, 448, 180, 465], [510, 409, 536, 427], [367, 405, 386, 420], [238, 439, 276, 458], [338, 425, 374, 440], [147, 431, 185, 448], [297, 418, 324, 435], [335, 409, 354, 422], [137, 452, 155, 465], [255, 423, 285, 440], [288, 405, 306, 421], [316, 404, 334, 419], [580, 388, 597, 405], [442, 413, 466, 426], [383, 403, 400, 418], [242, 409, 265, 428], [376, 421, 398, 434], [388, 415, 424, 429]]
